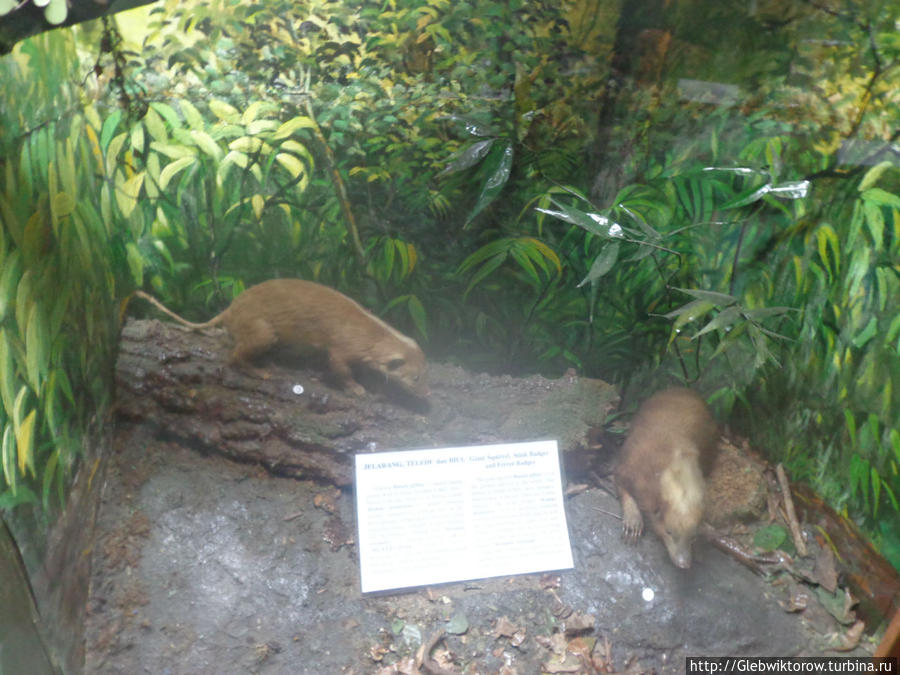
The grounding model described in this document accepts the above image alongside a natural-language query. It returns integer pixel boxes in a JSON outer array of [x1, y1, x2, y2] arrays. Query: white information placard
[[355, 440, 574, 593]]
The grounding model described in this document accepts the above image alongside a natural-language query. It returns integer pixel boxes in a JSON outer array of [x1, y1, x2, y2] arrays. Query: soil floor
[[83, 423, 877, 674]]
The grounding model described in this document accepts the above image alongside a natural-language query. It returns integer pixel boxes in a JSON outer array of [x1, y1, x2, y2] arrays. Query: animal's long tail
[[129, 290, 218, 330]]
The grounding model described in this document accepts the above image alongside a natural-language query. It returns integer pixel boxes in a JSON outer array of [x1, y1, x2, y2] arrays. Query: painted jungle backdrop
[[1, 0, 898, 567]]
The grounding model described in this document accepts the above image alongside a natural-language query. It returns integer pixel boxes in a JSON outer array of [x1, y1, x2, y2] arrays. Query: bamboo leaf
[[143, 106, 168, 142], [693, 305, 743, 338], [464, 253, 506, 296], [24, 305, 48, 392], [578, 242, 619, 287], [130, 123, 145, 154], [190, 130, 223, 160], [863, 202, 884, 248], [672, 287, 737, 306], [116, 172, 145, 218], [150, 102, 181, 130], [125, 242, 144, 286], [510, 247, 539, 285], [159, 156, 196, 190], [464, 141, 513, 227], [407, 295, 427, 339], [242, 101, 273, 125], [862, 187, 900, 208], [275, 152, 306, 180], [15, 408, 36, 475], [251, 194, 265, 220], [179, 99, 205, 129], [1, 424, 15, 494], [149, 142, 197, 160], [99, 109, 123, 154], [272, 116, 316, 140], [438, 138, 493, 176], [105, 132, 128, 177], [662, 299, 716, 331], [209, 99, 241, 123], [145, 153, 160, 199], [279, 139, 314, 166], [247, 119, 278, 135], [0, 250, 22, 323], [0, 332, 17, 419], [858, 161, 894, 191], [229, 136, 267, 154]]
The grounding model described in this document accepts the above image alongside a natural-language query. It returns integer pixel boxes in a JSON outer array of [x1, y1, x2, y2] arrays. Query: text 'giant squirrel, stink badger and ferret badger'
[[133, 279, 428, 398], [615, 387, 719, 569]]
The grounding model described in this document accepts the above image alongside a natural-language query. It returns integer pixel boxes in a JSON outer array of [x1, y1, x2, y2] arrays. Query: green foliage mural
[[1, 0, 898, 564]]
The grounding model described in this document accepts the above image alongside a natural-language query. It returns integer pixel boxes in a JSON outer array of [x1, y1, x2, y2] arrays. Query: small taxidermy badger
[[615, 388, 718, 568], [133, 279, 428, 397]]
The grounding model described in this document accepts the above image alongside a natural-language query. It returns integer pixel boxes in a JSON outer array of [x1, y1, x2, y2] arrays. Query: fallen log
[[114, 318, 619, 486]]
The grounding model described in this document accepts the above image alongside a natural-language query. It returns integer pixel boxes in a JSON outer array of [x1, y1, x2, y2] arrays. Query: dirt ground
[[81, 420, 879, 674]]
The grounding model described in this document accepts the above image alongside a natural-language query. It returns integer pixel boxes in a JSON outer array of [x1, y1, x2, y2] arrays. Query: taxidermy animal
[[133, 279, 428, 397], [615, 388, 718, 568]]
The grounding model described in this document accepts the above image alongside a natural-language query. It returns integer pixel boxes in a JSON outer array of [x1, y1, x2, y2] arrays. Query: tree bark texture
[[114, 319, 619, 487]]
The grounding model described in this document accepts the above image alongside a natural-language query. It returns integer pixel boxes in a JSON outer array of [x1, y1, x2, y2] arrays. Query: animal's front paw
[[347, 382, 366, 396], [619, 490, 644, 542]]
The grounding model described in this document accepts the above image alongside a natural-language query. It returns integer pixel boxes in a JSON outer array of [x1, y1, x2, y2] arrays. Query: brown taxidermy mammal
[[133, 279, 428, 397], [615, 387, 718, 568]]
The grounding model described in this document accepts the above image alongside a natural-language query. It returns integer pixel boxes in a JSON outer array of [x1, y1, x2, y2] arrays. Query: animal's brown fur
[[133, 279, 428, 397], [615, 388, 718, 568]]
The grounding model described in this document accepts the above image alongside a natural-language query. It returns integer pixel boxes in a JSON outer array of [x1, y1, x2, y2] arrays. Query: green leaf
[[0, 331, 17, 418], [125, 242, 144, 286], [16, 408, 36, 475], [272, 116, 316, 140], [275, 152, 307, 180], [0, 250, 22, 323], [862, 187, 900, 209], [464, 141, 513, 227], [179, 99, 206, 130], [143, 106, 168, 142], [663, 299, 716, 333], [439, 138, 493, 176], [209, 99, 240, 123], [105, 132, 128, 176], [150, 142, 197, 160], [464, 253, 506, 296], [159, 156, 196, 190], [753, 524, 787, 551], [247, 119, 278, 135], [24, 305, 48, 392], [863, 201, 884, 247], [116, 172, 145, 218], [672, 288, 737, 306], [693, 305, 743, 339], [99, 109, 123, 155], [407, 295, 427, 339], [578, 242, 619, 287], [190, 130, 223, 160], [150, 102, 182, 130], [1, 424, 15, 494], [0, 484, 37, 508], [851, 317, 877, 349]]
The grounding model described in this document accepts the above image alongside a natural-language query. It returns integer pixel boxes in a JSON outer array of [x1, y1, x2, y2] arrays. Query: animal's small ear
[[386, 357, 406, 371]]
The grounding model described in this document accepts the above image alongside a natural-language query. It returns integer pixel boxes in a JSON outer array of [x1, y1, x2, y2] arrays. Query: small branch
[[776, 463, 808, 557], [420, 630, 456, 675], [303, 97, 367, 268]]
